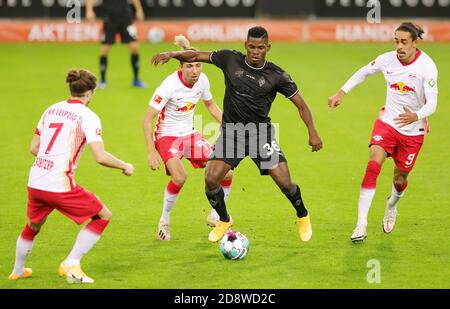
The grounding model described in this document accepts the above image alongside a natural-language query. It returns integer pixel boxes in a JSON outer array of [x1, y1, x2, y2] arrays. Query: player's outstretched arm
[[203, 99, 223, 123], [290, 93, 323, 152], [89, 142, 134, 176], [143, 107, 163, 170], [151, 51, 212, 66], [329, 61, 381, 109], [30, 134, 40, 156]]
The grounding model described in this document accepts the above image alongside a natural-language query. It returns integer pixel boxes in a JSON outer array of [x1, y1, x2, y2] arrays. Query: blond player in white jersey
[[328, 22, 438, 243], [8, 69, 134, 283], [143, 35, 233, 241]]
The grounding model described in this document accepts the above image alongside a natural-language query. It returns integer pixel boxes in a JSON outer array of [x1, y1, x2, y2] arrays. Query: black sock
[[100, 56, 107, 82], [205, 187, 229, 222], [131, 54, 139, 80], [284, 185, 308, 218]]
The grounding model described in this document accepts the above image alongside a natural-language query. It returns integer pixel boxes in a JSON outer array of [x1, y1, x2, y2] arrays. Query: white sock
[[222, 185, 231, 202], [387, 183, 405, 208], [357, 188, 376, 227], [64, 228, 101, 267], [160, 188, 179, 223], [13, 236, 34, 275]]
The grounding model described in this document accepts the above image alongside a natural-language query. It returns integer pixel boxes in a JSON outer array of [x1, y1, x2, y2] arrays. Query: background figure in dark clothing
[[86, 0, 147, 89]]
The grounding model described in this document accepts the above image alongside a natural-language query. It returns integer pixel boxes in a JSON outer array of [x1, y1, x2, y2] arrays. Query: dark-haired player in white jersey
[[328, 22, 438, 243], [144, 35, 233, 241], [152, 27, 323, 243], [8, 69, 134, 283]]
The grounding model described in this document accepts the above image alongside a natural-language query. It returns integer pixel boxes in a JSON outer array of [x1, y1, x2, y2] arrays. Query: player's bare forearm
[[143, 107, 158, 151], [204, 100, 223, 123], [30, 135, 40, 156], [151, 51, 211, 66], [290, 93, 323, 152], [143, 107, 163, 170], [89, 142, 132, 174]]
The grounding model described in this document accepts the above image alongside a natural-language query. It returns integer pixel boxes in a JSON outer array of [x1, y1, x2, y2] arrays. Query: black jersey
[[210, 49, 299, 125], [104, 0, 132, 18]]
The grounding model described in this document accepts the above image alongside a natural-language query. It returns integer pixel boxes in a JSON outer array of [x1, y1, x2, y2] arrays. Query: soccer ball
[[219, 231, 249, 260]]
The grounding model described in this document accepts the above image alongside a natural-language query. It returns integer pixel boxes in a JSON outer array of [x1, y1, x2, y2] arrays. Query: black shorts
[[102, 15, 136, 45], [209, 123, 287, 175]]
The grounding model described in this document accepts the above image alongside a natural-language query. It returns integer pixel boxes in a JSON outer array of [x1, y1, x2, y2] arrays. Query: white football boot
[[383, 198, 398, 233], [351, 224, 367, 243], [157, 220, 171, 241]]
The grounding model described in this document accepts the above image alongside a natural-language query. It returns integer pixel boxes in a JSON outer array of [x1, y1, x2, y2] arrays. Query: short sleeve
[[82, 112, 103, 144], [423, 64, 438, 94], [210, 49, 234, 70], [149, 78, 173, 111], [201, 74, 213, 101], [277, 70, 299, 98]]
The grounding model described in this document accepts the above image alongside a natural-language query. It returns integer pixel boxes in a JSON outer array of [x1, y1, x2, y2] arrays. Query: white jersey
[[149, 70, 212, 139], [342, 49, 438, 136], [28, 99, 103, 192]]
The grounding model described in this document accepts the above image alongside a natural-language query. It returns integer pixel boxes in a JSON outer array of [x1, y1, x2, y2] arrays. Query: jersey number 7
[[45, 123, 64, 154]]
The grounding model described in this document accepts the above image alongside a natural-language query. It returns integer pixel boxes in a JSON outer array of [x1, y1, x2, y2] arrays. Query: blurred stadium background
[[0, 0, 449, 289], [1, 0, 450, 43]]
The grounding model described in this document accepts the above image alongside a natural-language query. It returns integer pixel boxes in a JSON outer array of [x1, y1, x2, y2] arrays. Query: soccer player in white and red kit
[[328, 22, 438, 242], [143, 35, 233, 240], [8, 69, 134, 283]]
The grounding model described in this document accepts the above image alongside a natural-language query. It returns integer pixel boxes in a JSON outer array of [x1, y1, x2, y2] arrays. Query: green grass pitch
[[0, 42, 449, 288]]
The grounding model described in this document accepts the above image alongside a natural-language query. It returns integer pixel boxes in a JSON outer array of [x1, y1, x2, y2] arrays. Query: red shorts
[[27, 185, 104, 225], [155, 132, 213, 176], [369, 119, 424, 172]]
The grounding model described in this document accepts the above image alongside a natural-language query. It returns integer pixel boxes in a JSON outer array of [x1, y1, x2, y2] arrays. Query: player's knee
[[98, 208, 112, 221], [224, 170, 233, 181], [393, 176, 408, 192], [205, 170, 221, 190], [172, 174, 187, 187]]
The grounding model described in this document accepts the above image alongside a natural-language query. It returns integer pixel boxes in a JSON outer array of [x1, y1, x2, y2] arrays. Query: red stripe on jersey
[[397, 49, 422, 66], [67, 99, 83, 104], [154, 107, 166, 139], [65, 122, 86, 190], [177, 70, 193, 89]]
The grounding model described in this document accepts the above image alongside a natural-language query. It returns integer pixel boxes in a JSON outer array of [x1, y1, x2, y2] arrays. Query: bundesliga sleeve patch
[[153, 95, 163, 104], [95, 128, 102, 136]]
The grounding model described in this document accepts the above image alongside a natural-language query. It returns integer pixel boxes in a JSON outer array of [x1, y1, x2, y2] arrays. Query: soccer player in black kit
[[151, 27, 323, 242], [86, 0, 147, 89]]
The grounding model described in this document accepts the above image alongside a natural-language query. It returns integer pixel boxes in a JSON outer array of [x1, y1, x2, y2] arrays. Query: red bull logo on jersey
[[389, 82, 415, 94], [175, 102, 196, 112]]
